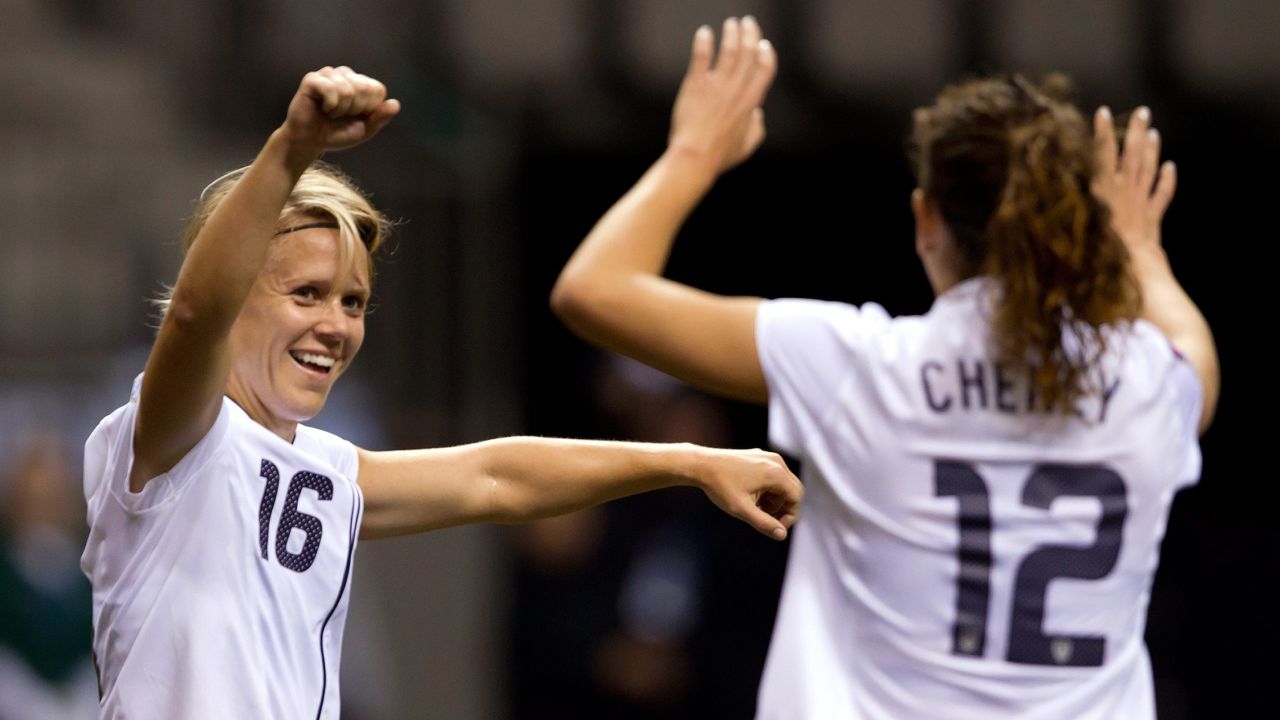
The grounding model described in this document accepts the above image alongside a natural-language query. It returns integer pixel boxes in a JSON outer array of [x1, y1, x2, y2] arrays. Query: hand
[[1092, 106, 1176, 259], [694, 447, 802, 540], [281, 66, 401, 156], [668, 16, 777, 174]]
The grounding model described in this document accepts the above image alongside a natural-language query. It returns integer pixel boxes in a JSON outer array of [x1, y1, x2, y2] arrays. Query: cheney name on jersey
[[753, 278, 1201, 720]]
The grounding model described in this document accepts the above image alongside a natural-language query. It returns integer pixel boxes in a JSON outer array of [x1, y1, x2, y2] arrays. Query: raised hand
[[1093, 105, 1218, 433], [669, 16, 777, 175], [1092, 106, 1176, 258], [695, 447, 802, 540], [281, 66, 401, 155]]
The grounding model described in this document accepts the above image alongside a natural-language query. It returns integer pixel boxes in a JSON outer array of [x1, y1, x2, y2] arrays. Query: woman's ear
[[912, 188, 962, 295], [912, 188, 939, 255]]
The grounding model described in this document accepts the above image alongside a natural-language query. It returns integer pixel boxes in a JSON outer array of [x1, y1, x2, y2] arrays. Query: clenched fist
[[280, 66, 401, 155]]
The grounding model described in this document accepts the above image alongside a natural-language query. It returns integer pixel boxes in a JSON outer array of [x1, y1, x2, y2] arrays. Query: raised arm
[[131, 68, 399, 491], [356, 438, 801, 541], [1093, 106, 1219, 433], [550, 17, 777, 403]]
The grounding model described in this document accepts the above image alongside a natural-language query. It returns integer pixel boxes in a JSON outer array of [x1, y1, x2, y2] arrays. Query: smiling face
[[225, 225, 371, 440]]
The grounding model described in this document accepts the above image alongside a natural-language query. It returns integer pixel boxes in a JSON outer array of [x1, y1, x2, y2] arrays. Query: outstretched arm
[[131, 68, 399, 491], [1093, 106, 1219, 433], [551, 17, 776, 403], [356, 438, 801, 540]]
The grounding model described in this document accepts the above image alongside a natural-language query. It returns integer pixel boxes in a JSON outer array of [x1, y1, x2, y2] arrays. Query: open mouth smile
[[290, 350, 336, 375]]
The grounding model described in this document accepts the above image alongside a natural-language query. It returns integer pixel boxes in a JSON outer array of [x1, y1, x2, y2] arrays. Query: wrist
[[268, 127, 324, 176], [1127, 244, 1173, 278], [672, 443, 712, 492], [660, 143, 723, 188]]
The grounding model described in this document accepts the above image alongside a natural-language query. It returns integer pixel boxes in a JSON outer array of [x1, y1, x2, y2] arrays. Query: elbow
[[549, 271, 588, 324], [164, 290, 202, 329], [550, 271, 611, 337], [478, 438, 569, 525], [483, 472, 541, 525], [473, 439, 527, 525], [163, 287, 233, 336]]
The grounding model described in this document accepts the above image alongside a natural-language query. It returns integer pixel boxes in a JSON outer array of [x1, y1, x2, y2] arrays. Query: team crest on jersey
[[1051, 638, 1074, 665]]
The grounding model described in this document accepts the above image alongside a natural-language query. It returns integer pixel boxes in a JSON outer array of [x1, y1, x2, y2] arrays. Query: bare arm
[[356, 438, 801, 540], [1093, 106, 1220, 433], [551, 17, 776, 403], [131, 68, 399, 491]]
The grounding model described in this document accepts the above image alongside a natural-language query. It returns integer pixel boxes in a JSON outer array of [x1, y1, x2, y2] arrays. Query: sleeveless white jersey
[[81, 379, 364, 719], [754, 278, 1201, 720]]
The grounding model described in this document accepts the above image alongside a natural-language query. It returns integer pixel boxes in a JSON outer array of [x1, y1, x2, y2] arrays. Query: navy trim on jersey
[[314, 488, 362, 720]]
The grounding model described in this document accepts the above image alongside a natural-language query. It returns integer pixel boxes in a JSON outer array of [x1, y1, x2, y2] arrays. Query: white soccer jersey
[[754, 278, 1202, 720], [81, 378, 364, 719]]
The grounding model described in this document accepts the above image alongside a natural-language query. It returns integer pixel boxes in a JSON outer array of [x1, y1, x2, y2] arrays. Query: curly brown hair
[[911, 75, 1140, 413]]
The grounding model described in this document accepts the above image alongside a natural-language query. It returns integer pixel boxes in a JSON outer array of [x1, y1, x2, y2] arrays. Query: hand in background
[[668, 16, 777, 175]]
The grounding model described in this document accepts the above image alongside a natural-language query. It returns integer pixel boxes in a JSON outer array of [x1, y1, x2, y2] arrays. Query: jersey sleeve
[[756, 298, 891, 457], [1165, 340, 1204, 487], [86, 394, 234, 516], [84, 405, 130, 519], [298, 425, 361, 481], [1125, 320, 1203, 489]]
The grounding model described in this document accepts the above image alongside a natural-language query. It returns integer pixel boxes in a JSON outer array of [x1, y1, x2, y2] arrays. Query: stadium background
[[1, 1, 1273, 718]]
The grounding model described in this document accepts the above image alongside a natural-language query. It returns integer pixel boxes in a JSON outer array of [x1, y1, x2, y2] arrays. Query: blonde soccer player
[[81, 66, 801, 719]]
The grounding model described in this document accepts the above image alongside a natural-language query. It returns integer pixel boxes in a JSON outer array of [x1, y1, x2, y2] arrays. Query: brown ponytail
[[912, 75, 1140, 413]]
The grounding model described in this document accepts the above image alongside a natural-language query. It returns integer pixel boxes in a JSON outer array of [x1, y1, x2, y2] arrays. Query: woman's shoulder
[[1107, 318, 1194, 368], [293, 423, 354, 452], [292, 423, 360, 480], [761, 296, 896, 332]]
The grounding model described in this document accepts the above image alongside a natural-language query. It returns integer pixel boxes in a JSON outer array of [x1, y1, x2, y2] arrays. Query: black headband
[[274, 221, 339, 236]]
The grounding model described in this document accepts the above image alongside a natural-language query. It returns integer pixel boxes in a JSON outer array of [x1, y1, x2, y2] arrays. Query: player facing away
[[79, 66, 802, 719], [551, 17, 1218, 720]]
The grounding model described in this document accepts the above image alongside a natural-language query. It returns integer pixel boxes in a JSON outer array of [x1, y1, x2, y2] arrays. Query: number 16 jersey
[[81, 379, 364, 719], [754, 278, 1202, 720]]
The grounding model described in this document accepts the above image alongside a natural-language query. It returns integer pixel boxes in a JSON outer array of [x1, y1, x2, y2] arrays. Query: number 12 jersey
[[754, 278, 1202, 719]]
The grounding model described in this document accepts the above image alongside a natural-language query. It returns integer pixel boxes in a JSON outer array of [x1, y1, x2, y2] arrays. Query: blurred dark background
[[1, 1, 1274, 718]]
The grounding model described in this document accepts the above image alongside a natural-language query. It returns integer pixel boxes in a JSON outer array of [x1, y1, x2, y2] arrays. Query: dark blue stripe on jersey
[[315, 489, 362, 720]]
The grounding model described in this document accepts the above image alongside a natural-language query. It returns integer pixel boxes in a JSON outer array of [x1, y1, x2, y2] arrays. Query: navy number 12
[[935, 461, 1127, 667]]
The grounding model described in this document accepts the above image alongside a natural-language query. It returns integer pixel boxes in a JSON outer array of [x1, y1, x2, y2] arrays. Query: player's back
[[755, 278, 1202, 719]]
